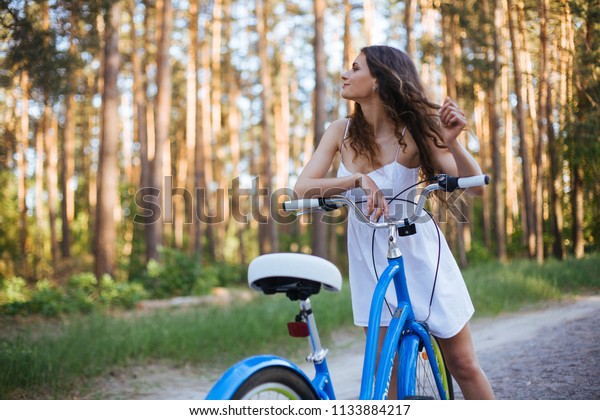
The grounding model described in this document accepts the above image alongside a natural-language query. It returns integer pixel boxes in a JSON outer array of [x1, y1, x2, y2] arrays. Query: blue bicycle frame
[[205, 354, 336, 400], [206, 296, 337, 400], [207, 253, 448, 400], [360, 254, 448, 399]]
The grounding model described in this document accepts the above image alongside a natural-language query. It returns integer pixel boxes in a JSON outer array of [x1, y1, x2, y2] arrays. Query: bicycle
[[206, 174, 490, 400]]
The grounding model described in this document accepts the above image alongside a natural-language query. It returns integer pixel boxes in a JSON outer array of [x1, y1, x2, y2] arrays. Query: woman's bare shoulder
[[327, 117, 351, 133], [320, 118, 351, 149]]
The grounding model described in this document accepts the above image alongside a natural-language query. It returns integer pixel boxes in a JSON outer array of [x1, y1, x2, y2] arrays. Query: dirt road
[[93, 295, 600, 400]]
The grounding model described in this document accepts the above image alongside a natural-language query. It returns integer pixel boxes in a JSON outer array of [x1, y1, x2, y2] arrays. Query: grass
[[0, 287, 354, 398], [1, 253, 599, 398], [465, 253, 600, 316]]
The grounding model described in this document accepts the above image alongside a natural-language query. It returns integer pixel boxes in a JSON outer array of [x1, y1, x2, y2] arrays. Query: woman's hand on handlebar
[[357, 173, 389, 221]]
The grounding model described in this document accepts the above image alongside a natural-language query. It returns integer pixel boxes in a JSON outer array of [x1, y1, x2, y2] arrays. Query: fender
[[205, 355, 316, 399]]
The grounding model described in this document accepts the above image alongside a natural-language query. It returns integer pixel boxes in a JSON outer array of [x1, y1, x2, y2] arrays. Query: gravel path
[[467, 295, 600, 399], [93, 295, 600, 400]]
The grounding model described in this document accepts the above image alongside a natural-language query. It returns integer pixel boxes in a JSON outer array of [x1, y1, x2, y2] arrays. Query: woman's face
[[341, 53, 378, 101]]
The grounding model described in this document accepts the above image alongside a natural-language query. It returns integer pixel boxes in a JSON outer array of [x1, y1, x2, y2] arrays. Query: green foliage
[[27, 280, 67, 317], [466, 242, 494, 266], [209, 262, 248, 288], [0, 0, 105, 100], [0, 277, 30, 306], [465, 253, 600, 317], [563, 1, 600, 252], [0, 283, 353, 398], [135, 247, 247, 299], [138, 247, 207, 298], [0, 273, 148, 317], [98, 275, 148, 310], [0, 172, 19, 278], [1, 254, 599, 398]]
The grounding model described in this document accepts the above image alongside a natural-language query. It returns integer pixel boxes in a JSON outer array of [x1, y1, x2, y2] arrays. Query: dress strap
[[340, 118, 351, 167], [394, 126, 408, 162], [343, 118, 351, 140], [393, 144, 402, 162]]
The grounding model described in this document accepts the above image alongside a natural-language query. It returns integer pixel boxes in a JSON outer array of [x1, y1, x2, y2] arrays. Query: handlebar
[[282, 174, 490, 229]]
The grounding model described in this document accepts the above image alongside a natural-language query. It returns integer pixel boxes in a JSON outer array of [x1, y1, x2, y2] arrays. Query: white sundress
[[337, 122, 474, 339]]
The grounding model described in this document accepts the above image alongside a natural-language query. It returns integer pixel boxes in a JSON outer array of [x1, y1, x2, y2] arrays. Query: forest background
[[0, 0, 599, 314]]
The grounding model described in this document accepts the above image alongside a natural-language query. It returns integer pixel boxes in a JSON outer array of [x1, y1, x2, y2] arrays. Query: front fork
[[397, 325, 448, 400]]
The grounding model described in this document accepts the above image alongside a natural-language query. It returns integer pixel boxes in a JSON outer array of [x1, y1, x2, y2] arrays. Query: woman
[[294, 45, 494, 399]]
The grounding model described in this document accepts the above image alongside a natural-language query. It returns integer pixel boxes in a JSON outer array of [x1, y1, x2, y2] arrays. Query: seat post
[[300, 298, 328, 364]]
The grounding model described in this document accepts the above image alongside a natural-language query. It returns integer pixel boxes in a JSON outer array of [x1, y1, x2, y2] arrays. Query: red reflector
[[287, 321, 309, 337]]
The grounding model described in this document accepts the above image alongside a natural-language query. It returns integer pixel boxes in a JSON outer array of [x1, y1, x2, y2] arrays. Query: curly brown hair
[[346, 45, 445, 182]]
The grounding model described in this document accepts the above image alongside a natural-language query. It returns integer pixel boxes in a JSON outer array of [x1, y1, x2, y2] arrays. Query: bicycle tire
[[232, 366, 319, 400], [402, 335, 454, 400]]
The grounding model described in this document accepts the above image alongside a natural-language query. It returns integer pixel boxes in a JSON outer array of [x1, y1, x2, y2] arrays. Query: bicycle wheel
[[412, 335, 454, 400], [232, 366, 318, 400]]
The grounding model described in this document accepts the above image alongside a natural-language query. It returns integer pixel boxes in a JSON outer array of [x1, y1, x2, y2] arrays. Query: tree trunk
[[516, 1, 539, 156], [147, 0, 173, 262], [256, 0, 278, 255], [61, 6, 78, 259], [227, 85, 246, 264], [275, 49, 291, 192], [571, 164, 584, 258], [184, 0, 199, 252], [363, 0, 374, 45], [197, 16, 215, 260], [18, 71, 29, 272], [312, 0, 328, 259], [500, 1, 517, 240], [485, 0, 507, 261], [548, 2, 572, 261], [534, 0, 549, 263], [211, 0, 226, 260], [473, 83, 492, 249], [95, 1, 121, 278], [35, 121, 46, 279], [128, 0, 150, 267], [441, 6, 468, 267], [342, 0, 354, 115], [404, 0, 417, 59], [44, 107, 59, 266], [507, 0, 535, 258], [547, 80, 564, 260], [61, 83, 75, 259], [494, 0, 507, 260], [419, 0, 436, 88]]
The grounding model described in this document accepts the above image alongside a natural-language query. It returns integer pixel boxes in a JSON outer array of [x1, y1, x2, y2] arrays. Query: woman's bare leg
[[437, 324, 495, 399]]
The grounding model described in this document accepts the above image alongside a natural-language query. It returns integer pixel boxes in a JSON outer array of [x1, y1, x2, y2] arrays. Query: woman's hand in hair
[[439, 97, 467, 145]]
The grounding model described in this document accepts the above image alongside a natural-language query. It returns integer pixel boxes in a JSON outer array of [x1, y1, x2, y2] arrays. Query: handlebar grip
[[282, 198, 343, 212], [281, 199, 321, 211], [457, 174, 490, 189], [438, 174, 490, 192]]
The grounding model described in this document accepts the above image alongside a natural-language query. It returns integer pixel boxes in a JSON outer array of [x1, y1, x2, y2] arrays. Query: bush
[[65, 272, 98, 313], [28, 280, 66, 317], [0, 277, 31, 315], [214, 263, 248, 287], [0, 276, 30, 304], [137, 247, 226, 298], [0, 273, 149, 317], [466, 242, 494, 266], [139, 247, 203, 298], [98, 275, 148, 309]]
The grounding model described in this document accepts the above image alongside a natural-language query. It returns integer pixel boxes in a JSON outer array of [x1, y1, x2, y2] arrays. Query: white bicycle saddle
[[248, 253, 342, 298]]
